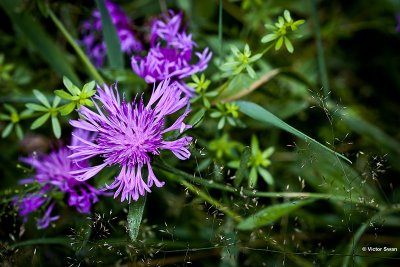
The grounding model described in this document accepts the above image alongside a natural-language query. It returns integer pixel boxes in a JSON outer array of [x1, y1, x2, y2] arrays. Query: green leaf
[[261, 33, 277, 43], [82, 81, 96, 95], [26, 103, 48, 112], [2, 123, 13, 138], [20, 109, 34, 119], [237, 199, 314, 230], [217, 117, 226, 129], [54, 89, 73, 100], [96, 0, 123, 69], [59, 102, 76, 116], [0, 114, 10, 120], [0, 0, 80, 85], [4, 103, 17, 114], [33, 89, 51, 108], [51, 116, 61, 138], [251, 135, 259, 155], [31, 113, 50, 129], [275, 36, 284, 50], [236, 101, 351, 163], [15, 124, 23, 140], [249, 167, 257, 188], [284, 37, 294, 53], [52, 96, 61, 108], [258, 167, 274, 185], [127, 194, 146, 242], [189, 108, 206, 128], [234, 146, 251, 187]]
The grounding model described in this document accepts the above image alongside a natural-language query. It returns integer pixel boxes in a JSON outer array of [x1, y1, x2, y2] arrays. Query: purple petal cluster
[[69, 79, 192, 202], [13, 130, 102, 229], [81, 0, 142, 67], [131, 11, 212, 96]]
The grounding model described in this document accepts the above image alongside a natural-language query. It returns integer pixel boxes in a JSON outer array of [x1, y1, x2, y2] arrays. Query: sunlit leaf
[[51, 115, 61, 138], [237, 199, 315, 230], [1, 123, 13, 138], [127, 194, 146, 242], [236, 101, 351, 163], [31, 113, 50, 129], [33, 89, 51, 108]]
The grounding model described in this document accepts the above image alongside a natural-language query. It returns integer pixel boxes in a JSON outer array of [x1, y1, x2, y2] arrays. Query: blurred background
[[1, 0, 400, 266]]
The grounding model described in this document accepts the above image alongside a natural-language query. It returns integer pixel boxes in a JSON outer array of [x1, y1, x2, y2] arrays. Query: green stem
[[10, 237, 71, 249], [154, 162, 383, 210], [261, 43, 274, 55], [311, 0, 329, 98], [48, 9, 105, 84], [165, 173, 242, 223], [163, 165, 314, 267], [342, 206, 400, 267]]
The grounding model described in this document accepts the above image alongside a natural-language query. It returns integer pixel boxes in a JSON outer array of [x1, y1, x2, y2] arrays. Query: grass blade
[[95, 0, 124, 69], [236, 100, 351, 163], [237, 199, 315, 230]]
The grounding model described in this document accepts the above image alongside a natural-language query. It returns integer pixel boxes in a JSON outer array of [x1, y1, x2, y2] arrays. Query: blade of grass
[[96, 0, 124, 69], [236, 100, 351, 163]]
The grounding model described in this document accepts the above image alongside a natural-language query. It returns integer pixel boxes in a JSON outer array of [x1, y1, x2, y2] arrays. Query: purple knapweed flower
[[131, 11, 212, 96], [13, 129, 102, 229], [81, 0, 142, 67], [69, 79, 192, 203]]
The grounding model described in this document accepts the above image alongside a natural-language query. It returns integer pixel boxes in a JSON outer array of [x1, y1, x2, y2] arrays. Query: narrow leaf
[[189, 108, 206, 128], [2, 123, 14, 138], [15, 124, 23, 140], [96, 0, 123, 69], [60, 102, 76, 116], [234, 146, 251, 187], [236, 101, 351, 163], [26, 103, 48, 112], [51, 116, 61, 138], [237, 199, 314, 230], [54, 89, 74, 100], [31, 113, 50, 129], [127, 195, 146, 242], [33, 90, 51, 108]]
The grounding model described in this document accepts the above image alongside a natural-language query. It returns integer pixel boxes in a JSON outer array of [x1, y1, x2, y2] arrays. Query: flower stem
[[48, 9, 105, 84]]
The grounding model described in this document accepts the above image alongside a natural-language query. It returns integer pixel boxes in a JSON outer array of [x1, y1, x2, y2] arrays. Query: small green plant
[[261, 10, 305, 53]]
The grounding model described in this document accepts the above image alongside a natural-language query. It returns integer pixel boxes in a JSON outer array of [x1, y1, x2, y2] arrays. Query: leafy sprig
[[261, 10, 305, 53], [221, 44, 262, 79], [229, 135, 275, 188], [0, 104, 32, 139]]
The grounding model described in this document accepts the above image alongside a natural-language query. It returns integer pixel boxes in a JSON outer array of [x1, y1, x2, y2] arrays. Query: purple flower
[[13, 129, 103, 229], [69, 79, 192, 203], [81, 0, 142, 67], [36, 203, 60, 229], [131, 11, 212, 96]]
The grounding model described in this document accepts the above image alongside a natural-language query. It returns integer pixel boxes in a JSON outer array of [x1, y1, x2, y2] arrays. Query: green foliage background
[[1, 0, 400, 266]]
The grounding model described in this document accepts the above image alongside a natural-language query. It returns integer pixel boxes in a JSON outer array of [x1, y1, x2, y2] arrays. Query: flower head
[[81, 0, 142, 67], [131, 11, 212, 96], [69, 79, 192, 203], [14, 129, 102, 228]]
